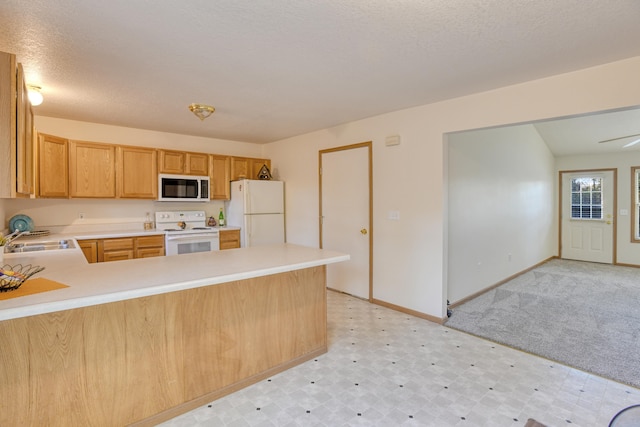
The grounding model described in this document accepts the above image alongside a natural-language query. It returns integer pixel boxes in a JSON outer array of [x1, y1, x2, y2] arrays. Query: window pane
[[592, 206, 602, 218], [572, 193, 580, 204], [592, 180, 601, 191], [571, 177, 603, 220], [572, 206, 580, 218]]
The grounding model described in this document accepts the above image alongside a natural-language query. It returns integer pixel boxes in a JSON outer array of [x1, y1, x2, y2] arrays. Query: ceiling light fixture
[[188, 103, 215, 120], [27, 85, 43, 106]]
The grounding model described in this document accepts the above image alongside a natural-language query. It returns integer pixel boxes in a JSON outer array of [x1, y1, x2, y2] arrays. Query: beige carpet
[[446, 259, 640, 388]]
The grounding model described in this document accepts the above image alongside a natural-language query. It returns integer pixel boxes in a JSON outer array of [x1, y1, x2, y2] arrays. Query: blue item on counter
[[8, 214, 34, 233]]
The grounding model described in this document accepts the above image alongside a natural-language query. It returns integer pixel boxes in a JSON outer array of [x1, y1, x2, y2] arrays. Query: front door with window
[[560, 170, 615, 263]]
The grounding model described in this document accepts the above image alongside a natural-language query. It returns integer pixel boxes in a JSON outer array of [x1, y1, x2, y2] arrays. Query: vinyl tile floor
[[160, 290, 638, 427]]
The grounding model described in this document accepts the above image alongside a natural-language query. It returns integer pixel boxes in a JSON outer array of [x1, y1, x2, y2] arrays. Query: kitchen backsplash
[[3, 198, 225, 234]]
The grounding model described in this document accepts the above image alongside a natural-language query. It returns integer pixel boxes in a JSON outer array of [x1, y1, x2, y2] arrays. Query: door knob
[[606, 221, 612, 225], [360, 229, 367, 235]]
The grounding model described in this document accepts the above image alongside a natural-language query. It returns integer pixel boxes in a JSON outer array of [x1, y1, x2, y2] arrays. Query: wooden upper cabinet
[[15, 63, 34, 196], [231, 157, 271, 181], [158, 149, 184, 174], [38, 133, 69, 198], [186, 152, 208, 175], [158, 149, 209, 175], [69, 140, 116, 198], [0, 52, 34, 198], [230, 157, 250, 181], [210, 154, 231, 200], [116, 145, 157, 199], [251, 158, 271, 180]]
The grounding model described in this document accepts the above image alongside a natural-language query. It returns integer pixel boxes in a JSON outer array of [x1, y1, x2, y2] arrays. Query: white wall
[[2, 117, 264, 232], [556, 152, 640, 266], [447, 124, 556, 303], [264, 56, 640, 320], [4, 57, 640, 320]]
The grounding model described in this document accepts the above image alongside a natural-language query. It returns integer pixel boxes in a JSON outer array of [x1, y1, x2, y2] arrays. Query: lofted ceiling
[[0, 1, 639, 144], [534, 107, 640, 157]]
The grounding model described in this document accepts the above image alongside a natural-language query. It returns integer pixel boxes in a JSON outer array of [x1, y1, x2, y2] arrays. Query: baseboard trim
[[449, 256, 556, 308], [615, 262, 640, 268], [131, 347, 327, 427], [371, 298, 446, 325], [326, 288, 446, 324]]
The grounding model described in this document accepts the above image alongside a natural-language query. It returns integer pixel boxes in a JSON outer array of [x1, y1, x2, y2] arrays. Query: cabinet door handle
[[360, 229, 368, 235]]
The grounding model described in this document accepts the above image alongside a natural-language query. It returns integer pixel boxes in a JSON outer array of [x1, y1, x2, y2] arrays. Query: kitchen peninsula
[[0, 243, 348, 426]]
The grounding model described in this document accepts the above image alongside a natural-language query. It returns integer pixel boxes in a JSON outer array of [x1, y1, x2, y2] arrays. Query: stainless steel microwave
[[158, 174, 210, 202]]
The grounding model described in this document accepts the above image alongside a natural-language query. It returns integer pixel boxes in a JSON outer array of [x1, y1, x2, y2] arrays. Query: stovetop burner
[[155, 210, 218, 234]]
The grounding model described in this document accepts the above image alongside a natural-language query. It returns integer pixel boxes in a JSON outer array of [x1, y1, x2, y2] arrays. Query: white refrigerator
[[226, 179, 285, 247]]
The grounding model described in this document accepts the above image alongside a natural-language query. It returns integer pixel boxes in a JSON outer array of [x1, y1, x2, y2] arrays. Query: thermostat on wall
[[385, 135, 401, 146]]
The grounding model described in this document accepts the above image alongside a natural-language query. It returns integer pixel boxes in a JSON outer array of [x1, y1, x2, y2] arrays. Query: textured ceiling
[[1, 1, 639, 144]]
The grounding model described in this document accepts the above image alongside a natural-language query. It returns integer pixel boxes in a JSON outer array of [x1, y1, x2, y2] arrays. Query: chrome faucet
[[3, 230, 29, 251]]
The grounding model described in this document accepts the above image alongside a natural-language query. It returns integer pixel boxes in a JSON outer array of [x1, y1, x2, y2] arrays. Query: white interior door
[[320, 143, 371, 299], [561, 171, 615, 263]]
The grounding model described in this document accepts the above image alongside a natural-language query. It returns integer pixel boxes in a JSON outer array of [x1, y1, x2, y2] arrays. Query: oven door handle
[[166, 233, 219, 241]]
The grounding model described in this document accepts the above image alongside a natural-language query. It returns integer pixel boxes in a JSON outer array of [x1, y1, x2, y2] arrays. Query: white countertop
[[0, 243, 349, 321]]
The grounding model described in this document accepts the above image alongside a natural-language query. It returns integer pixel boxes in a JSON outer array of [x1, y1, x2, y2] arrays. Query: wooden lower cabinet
[[0, 266, 327, 426], [77, 239, 98, 263], [98, 237, 134, 262], [79, 235, 165, 263], [219, 229, 240, 249], [135, 235, 165, 258]]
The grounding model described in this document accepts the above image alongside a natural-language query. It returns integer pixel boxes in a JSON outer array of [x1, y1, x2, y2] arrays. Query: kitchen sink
[[5, 239, 76, 253]]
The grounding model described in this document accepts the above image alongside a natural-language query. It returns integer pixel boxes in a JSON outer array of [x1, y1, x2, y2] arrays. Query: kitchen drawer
[[102, 250, 134, 262], [135, 247, 165, 258], [82, 235, 165, 263], [101, 237, 134, 251], [135, 235, 165, 248], [219, 229, 240, 250]]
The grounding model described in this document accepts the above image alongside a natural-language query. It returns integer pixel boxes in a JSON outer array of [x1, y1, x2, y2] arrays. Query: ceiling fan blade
[[598, 133, 640, 144], [622, 138, 640, 148]]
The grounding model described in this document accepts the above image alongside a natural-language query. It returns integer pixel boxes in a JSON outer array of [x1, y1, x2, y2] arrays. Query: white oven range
[[155, 210, 219, 255]]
